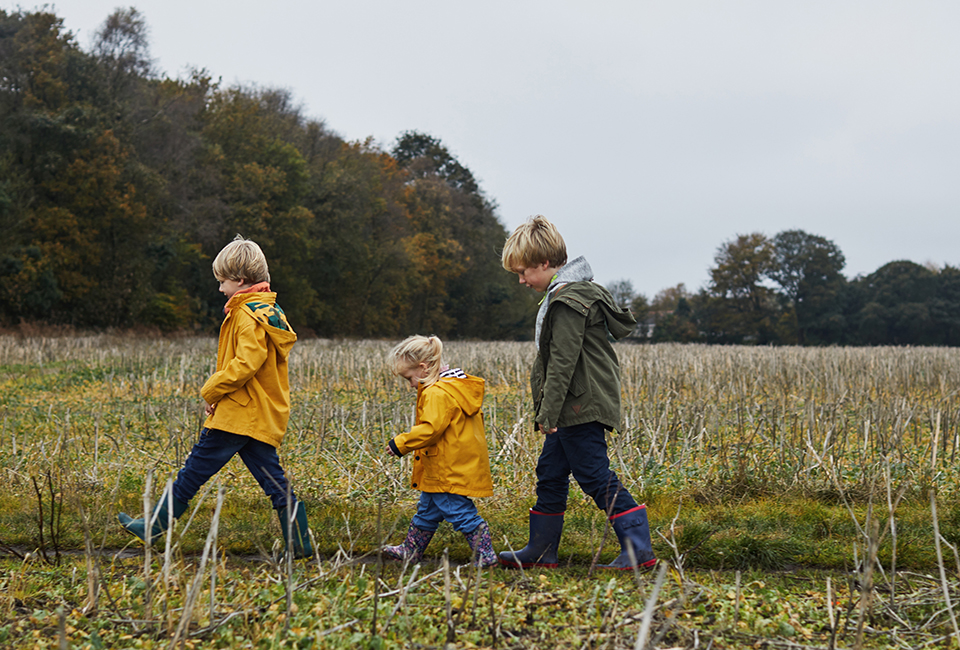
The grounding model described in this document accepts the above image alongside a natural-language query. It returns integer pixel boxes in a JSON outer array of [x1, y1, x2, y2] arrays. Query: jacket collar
[[536, 257, 594, 346], [224, 282, 271, 314]]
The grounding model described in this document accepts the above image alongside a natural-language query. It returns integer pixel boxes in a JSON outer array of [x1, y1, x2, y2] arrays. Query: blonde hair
[[501, 215, 567, 271], [390, 335, 443, 388], [212, 235, 271, 283]]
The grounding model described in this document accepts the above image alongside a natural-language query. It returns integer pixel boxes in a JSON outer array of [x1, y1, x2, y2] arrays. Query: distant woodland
[[623, 231, 960, 346], [0, 8, 536, 338], [3, 8, 959, 345]]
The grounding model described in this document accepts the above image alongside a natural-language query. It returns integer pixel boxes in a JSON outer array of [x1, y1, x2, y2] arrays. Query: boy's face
[[218, 277, 247, 299], [399, 363, 428, 389], [512, 260, 555, 293]]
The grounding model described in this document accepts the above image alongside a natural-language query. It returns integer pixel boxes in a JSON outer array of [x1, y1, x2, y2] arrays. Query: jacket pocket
[[420, 447, 440, 480], [563, 365, 588, 420], [568, 373, 587, 397], [227, 385, 252, 406]]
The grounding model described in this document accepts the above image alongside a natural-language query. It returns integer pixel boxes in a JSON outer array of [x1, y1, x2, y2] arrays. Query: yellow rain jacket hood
[[200, 292, 297, 448], [391, 374, 493, 498]]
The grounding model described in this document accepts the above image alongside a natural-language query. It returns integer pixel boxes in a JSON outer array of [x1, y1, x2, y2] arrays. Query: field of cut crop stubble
[[3, 335, 960, 648]]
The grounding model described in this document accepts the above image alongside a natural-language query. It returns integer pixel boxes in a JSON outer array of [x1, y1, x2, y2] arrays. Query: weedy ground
[[2, 336, 960, 648]]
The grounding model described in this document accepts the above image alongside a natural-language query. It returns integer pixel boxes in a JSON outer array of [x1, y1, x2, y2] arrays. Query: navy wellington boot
[[599, 505, 657, 570], [498, 510, 564, 568]]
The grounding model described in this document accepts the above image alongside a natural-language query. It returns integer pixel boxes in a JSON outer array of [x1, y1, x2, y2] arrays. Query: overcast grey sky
[[33, 0, 960, 298]]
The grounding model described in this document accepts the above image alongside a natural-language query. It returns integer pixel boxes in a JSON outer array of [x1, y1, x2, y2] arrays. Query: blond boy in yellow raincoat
[[118, 236, 311, 557]]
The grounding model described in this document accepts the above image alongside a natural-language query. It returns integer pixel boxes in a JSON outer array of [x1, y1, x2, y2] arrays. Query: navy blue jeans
[[172, 428, 296, 510], [533, 421, 638, 516]]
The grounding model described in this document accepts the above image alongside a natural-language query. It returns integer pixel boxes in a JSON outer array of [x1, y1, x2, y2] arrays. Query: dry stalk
[[361, 566, 445, 601], [500, 534, 528, 583], [827, 577, 836, 650], [371, 494, 381, 640], [884, 459, 898, 607], [488, 565, 498, 648], [142, 470, 154, 623], [208, 522, 219, 628], [648, 585, 687, 649], [656, 501, 687, 583], [285, 482, 294, 635], [57, 606, 66, 650], [169, 485, 225, 650], [382, 563, 419, 633], [634, 560, 668, 650], [931, 490, 960, 647], [443, 548, 455, 643], [854, 516, 879, 650], [468, 554, 483, 628], [162, 478, 174, 588], [734, 570, 741, 628], [454, 557, 476, 630], [76, 497, 98, 615]]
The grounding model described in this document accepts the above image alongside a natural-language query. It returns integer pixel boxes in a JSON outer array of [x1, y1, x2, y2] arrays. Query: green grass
[[0, 553, 952, 649], [4, 336, 960, 647], [4, 487, 950, 574]]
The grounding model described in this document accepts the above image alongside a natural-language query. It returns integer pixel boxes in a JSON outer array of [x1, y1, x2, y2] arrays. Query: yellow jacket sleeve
[[201, 315, 268, 405], [393, 390, 456, 455]]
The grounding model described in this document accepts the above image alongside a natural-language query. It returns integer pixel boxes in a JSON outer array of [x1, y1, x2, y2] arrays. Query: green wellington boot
[[118, 494, 189, 545], [277, 503, 313, 559]]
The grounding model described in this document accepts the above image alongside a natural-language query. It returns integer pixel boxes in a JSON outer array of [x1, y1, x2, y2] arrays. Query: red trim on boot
[[529, 509, 565, 516], [609, 504, 646, 520]]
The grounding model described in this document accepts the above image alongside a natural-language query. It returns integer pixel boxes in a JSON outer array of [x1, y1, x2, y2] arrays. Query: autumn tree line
[[4, 8, 959, 345], [0, 8, 536, 338]]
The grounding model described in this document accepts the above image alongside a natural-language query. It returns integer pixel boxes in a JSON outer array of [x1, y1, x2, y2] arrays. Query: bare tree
[[607, 279, 636, 310]]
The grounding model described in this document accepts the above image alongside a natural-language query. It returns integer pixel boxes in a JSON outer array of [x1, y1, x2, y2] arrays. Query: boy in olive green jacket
[[118, 236, 312, 558], [498, 216, 656, 570]]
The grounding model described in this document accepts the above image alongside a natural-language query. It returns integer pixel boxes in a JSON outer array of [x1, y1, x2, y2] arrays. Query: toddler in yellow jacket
[[118, 235, 312, 558], [383, 335, 496, 566]]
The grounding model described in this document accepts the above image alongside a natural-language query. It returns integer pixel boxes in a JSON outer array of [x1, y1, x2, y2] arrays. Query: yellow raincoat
[[391, 374, 494, 498], [200, 291, 297, 448]]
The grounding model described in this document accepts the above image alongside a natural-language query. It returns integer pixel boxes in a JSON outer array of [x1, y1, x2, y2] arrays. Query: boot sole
[[498, 558, 559, 569], [598, 558, 658, 571], [117, 513, 153, 545]]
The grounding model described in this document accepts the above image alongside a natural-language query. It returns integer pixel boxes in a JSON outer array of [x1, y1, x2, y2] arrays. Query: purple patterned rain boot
[[383, 523, 435, 563], [463, 521, 498, 567]]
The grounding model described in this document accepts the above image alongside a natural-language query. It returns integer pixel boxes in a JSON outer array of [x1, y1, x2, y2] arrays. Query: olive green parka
[[532, 280, 636, 432]]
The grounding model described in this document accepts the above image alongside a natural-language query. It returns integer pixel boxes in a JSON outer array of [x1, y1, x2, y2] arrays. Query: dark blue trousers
[[533, 421, 637, 516], [172, 428, 296, 510]]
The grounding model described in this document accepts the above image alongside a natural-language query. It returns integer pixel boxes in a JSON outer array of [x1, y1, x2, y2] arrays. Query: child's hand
[[386, 444, 397, 457], [539, 424, 558, 435], [204, 402, 217, 416]]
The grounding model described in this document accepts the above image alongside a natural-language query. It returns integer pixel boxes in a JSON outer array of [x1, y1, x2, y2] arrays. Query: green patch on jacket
[[244, 302, 291, 332]]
